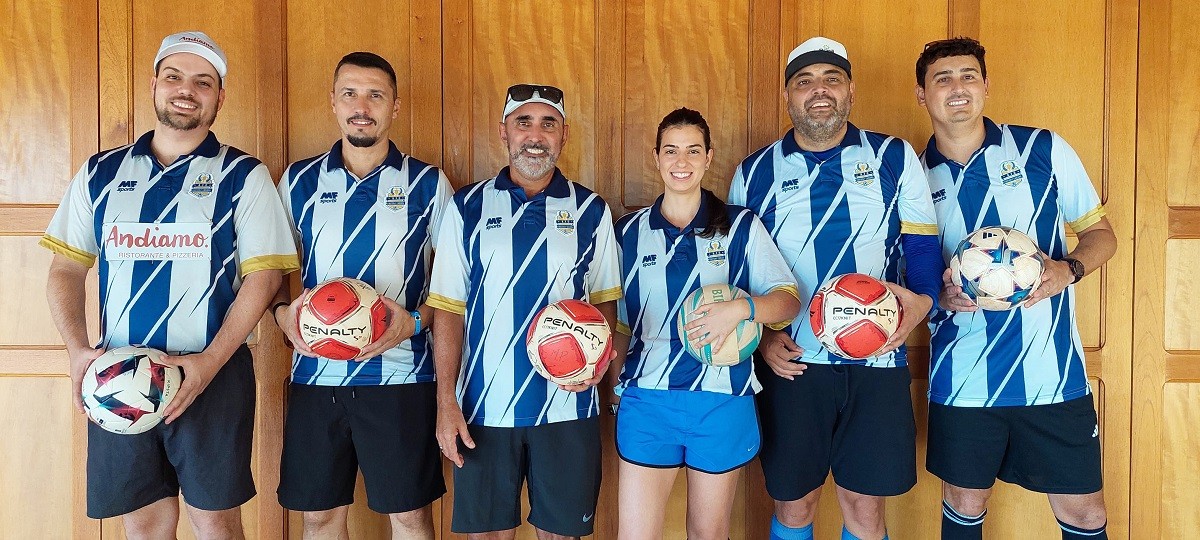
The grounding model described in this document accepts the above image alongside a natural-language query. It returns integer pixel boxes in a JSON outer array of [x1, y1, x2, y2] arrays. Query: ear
[[391, 96, 400, 119], [704, 148, 714, 170], [983, 77, 990, 97], [329, 89, 337, 114], [498, 121, 509, 146], [560, 123, 570, 147], [915, 84, 926, 106], [216, 87, 226, 113]]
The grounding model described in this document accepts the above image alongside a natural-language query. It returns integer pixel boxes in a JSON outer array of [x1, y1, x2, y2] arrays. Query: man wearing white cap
[[429, 84, 621, 538], [729, 37, 943, 540], [41, 30, 298, 537]]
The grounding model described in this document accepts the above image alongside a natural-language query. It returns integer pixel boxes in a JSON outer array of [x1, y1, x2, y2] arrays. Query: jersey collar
[[780, 122, 862, 158], [324, 139, 408, 174], [494, 166, 571, 200], [923, 116, 1004, 169], [131, 130, 221, 160], [648, 191, 710, 234]]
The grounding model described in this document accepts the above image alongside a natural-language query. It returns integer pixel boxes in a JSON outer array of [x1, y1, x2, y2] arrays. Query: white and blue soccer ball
[[677, 284, 762, 366], [950, 226, 1045, 311], [82, 346, 181, 434]]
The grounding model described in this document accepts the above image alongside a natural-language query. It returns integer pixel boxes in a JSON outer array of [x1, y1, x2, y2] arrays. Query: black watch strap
[[1061, 257, 1085, 284]]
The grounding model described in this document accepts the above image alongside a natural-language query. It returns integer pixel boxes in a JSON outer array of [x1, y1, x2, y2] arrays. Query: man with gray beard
[[728, 37, 943, 540], [429, 84, 621, 539]]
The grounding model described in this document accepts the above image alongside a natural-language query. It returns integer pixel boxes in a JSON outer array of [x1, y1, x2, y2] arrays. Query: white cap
[[785, 36, 851, 83], [154, 31, 228, 82]]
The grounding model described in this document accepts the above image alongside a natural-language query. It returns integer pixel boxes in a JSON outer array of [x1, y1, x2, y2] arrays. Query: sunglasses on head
[[506, 84, 565, 105]]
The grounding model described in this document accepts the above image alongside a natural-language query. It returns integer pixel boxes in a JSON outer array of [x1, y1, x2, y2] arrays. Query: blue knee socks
[[770, 515, 813, 540]]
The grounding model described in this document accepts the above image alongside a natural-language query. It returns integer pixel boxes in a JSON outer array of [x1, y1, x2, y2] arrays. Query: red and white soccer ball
[[809, 273, 903, 359], [81, 346, 181, 434], [526, 299, 613, 386], [950, 226, 1045, 311], [298, 278, 389, 360]]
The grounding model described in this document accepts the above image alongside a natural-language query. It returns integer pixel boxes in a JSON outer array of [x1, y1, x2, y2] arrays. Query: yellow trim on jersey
[[427, 293, 467, 315], [1068, 204, 1107, 233], [762, 283, 802, 331], [589, 286, 624, 305], [616, 322, 632, 336], [241, 254, 301, 277], [900, 221, 939, 235], [39, 235, 96, 267]]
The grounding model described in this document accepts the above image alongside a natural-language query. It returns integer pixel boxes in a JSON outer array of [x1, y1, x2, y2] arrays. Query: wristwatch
[[1061, 257, 1085, 284]]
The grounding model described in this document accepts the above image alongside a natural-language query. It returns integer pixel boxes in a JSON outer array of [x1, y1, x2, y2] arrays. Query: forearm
[[46, 257, 92, 354], [751, 289, 802, 327], [433, 309, 465, 404], [204, 269, 282, 361], [605, 331, 631, 390], [1067, 223, 1117, 278]]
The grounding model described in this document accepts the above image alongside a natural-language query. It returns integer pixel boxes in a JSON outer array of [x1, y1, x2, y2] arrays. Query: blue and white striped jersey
[[615, 193, 799, 395], [41, 131, 300, 355], [428, 168, 622, 427], [278, 140, 452, 386], [729, 124, 939, 367], [922, 118, 1105, 407]]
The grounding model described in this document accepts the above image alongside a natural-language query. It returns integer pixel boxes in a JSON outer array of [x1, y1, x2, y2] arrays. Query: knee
[[943, 487, 989, 517], [302, 509, 343, 531], [775, 492, 820, 526], [123, 519, 176, 540], [1056, 503, 1108, 530], [389, 506, 432, 530], [839, 493, 884, 524]]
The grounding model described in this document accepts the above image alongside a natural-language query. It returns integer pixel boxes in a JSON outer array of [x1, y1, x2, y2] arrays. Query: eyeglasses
[[505, 84, 565, 105]]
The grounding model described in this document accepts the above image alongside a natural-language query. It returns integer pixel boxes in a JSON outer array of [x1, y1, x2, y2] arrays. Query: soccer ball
[[82, 346, 181, 434], [951, 226, 1045, 311], [676, 284, 762, 366], [526, 299, 613, 385], [809, 273, 902, 359], [298, 278, 389, 360]]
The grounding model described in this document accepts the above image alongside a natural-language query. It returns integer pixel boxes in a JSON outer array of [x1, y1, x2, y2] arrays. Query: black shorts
[[926, 394, 1103, 494], [86, 345, 256, 519], [756, 361, 917, 500], [451, 417, 602, 536], [277, 382, 445, 514]]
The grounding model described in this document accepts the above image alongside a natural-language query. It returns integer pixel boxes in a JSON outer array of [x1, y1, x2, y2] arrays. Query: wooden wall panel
[[1164, 239, 1200, 350], [620, 0, 750, 209], [0, 378, 75, 538], [1161, 383, 1200, 535], [0, 238, 99, 345], [1164, 0, 1200, 208]]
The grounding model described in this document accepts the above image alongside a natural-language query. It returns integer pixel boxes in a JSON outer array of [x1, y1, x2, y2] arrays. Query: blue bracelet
[[746, 297, 756, 322]]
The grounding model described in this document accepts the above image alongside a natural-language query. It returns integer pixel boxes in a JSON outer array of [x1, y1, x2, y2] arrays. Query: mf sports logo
[[319, 192, 338, 204], [932, 189, 947, 203], [116, 180, 138, 192], [641, 254, 657, 267], [781, 178, 801, 192], [485, 216, 503, 230]]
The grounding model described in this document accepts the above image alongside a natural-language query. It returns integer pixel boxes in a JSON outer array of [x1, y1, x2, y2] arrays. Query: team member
[[42, 31, 299, 537], [915, 38, 1116, 540], [610, 107, 800, 540], [729, 37, 944, 540], [273, 52, 451, 540], [429, 84, 621, 539]]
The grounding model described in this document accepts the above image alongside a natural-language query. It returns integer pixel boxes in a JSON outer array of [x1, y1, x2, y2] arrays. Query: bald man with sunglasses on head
[[428, 84, 622, 540]]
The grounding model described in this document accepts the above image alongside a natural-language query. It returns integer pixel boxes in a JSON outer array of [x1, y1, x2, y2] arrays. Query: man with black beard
[[42, 31, 299, 537], [429, 84, 621, 539], [728, 37, 943, 540], [273, 52, 452, 540]]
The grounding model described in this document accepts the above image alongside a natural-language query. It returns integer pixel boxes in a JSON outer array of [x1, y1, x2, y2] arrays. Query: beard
[[155, 98, 213, 131], [509, 141, 558, 179], [347, 134, 379, 147], [788, 94, 851, 143]]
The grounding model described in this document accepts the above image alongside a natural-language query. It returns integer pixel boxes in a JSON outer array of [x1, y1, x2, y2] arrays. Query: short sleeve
[[40, 162, 99, 267], [233, 164, 300, 276], [586, 203, 623, 305], [897, 141, 939, 236], [744, 214, 801, 330], [429, 170, 454, 247], [427, 199, 469, 315], [1051, 133, 1106, 232], [727, 165, 748, 207]]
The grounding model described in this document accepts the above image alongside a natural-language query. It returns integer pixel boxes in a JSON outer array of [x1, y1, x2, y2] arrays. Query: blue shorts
[[615, 386, 760, 474]]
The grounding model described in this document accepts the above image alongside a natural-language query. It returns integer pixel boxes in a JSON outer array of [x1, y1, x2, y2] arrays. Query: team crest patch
[[999, 160, 1025, 186], [555, 211, 575, 236], [189, 173, 214, 198], [852, 162, 876, 186], [384, 186, 406, 211], [705, 240, 727, 266]]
